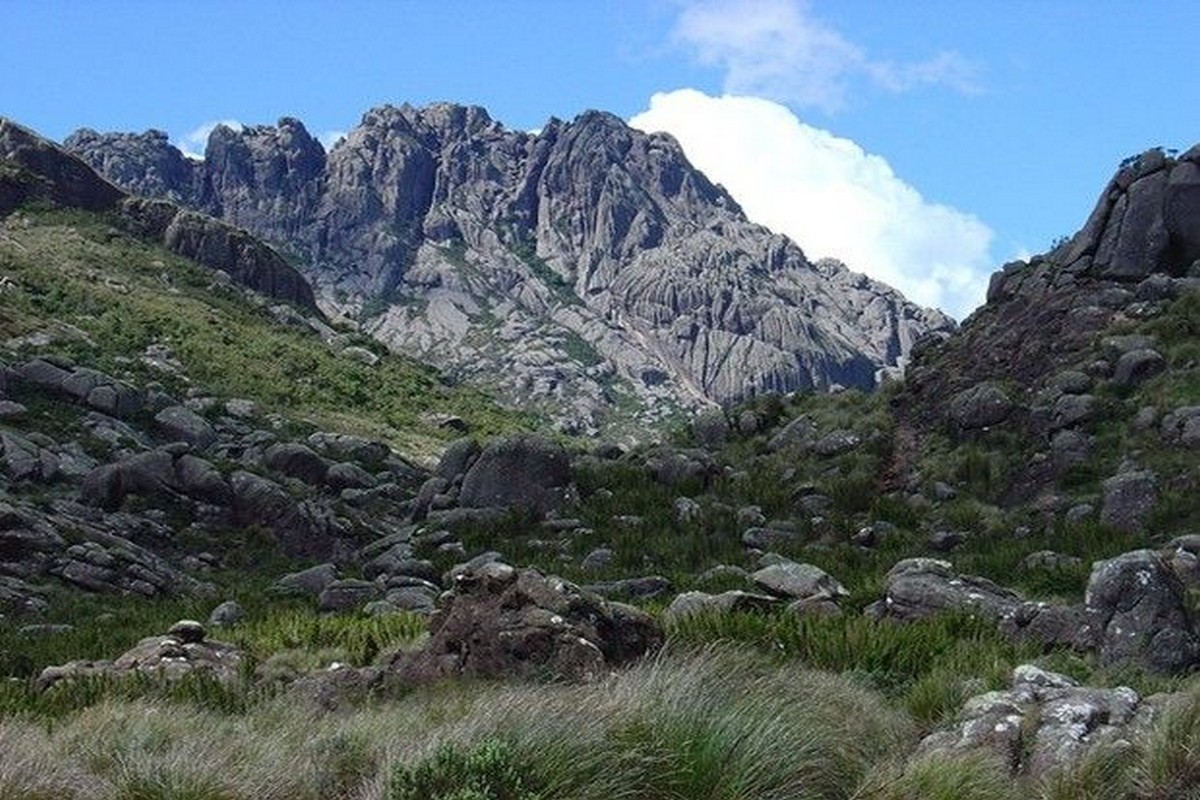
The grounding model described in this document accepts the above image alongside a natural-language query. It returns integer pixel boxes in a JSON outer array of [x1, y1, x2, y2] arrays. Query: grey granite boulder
[[458, 434, 569, 514], [154, 405, 216, 451], [1080, 549, 1200, 674], [948, 382, 1014, 429], [1100, 468, 1158, 532]]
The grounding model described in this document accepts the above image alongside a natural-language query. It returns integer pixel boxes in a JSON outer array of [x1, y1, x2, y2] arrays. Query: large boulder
[[751, 561, 848, 602], [458, 434, 569, 514], [876, 558, 1024, 623], [663, 590, 780, 622], [1080, 549, 1200, 674], [262, 442, 329, 485], [390, 563, 661, 682], [154, 405, 217, 451]]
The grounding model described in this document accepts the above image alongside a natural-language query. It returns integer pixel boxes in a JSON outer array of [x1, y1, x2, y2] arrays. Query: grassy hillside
[[0, 206, 533, 460]]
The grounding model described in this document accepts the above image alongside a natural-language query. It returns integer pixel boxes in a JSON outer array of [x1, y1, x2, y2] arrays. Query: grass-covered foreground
[[0, 647, 1198, 800]]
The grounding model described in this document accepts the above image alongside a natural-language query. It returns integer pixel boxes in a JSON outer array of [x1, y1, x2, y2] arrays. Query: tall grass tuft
[[852, 751, 1019, 800]]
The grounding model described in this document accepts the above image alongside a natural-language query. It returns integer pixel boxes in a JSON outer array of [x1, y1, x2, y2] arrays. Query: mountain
[[66, 104, 953, 434], [1, 119, 316, 313], [4, 112, 1200, 793]]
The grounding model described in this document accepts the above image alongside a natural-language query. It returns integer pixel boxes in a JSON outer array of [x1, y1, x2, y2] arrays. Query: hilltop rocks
[[0, 118, 317, 310], [390, 562, 662, 682], [1059, 146, 1200, 280], [0, 118, 124, 213]]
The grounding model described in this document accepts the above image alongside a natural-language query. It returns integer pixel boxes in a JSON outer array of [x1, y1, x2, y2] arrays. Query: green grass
[[0, 208, 533, 458]]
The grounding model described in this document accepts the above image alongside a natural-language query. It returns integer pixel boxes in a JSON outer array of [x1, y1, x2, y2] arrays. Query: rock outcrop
[[389, 561, 662, 682], [67, 104, 953, 433], [897, 144, 1200, 501], [0, 117, 317, 311], [918, 664, 1161, 778], [37, 620, 244, 690]]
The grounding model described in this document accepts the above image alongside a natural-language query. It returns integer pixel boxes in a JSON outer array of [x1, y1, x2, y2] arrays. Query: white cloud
[[318, 130, 347, 151], [630, 89, 993, 319], [673, 0, 978, 113], [174, 119, 243, 160]]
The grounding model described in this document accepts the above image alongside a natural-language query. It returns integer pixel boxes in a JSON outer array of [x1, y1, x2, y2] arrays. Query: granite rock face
[[67, 104, 953, 433]]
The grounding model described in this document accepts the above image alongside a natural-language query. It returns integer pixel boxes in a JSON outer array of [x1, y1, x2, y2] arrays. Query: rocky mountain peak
[[4, 118, 317, 311], [67, 103, 954, 434], [900, 143, 1200, 480]]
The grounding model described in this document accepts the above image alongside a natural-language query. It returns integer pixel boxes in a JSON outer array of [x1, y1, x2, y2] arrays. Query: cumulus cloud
[[630, 89, 993, 318], [673, 0, 978, 113], [175, 119, 243, 160]]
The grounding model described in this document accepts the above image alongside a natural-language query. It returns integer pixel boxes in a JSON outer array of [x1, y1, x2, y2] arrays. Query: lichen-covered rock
[[917, 664, 1159, 779], [1100, 468, 1158, 533], [37, 623, 243, 690], [1080, 549, 1200, 674], [663, 589, 780, 622], [878, 558, 1024, 623], [751, 561, 847, 602]]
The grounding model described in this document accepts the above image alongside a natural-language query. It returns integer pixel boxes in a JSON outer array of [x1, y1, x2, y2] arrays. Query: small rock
[[207, 600, 246, 628], [167, 619, 206, 644]]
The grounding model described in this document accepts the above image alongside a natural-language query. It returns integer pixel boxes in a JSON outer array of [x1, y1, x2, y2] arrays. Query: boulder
[[1112, 348, 1166, 387], [663, 590, 779, 622], [318, 579, 380, 612], [207, 600, 246, 628], [581, 576, 673, 602], [390, 563, 662, 682], [879, 558, 1023, 623], [324, 462, 377, 492], [1100, 469, 1158, 532], [37, 623, 244, 690], [154, 405, 217, 451], [435, 437, 480, 480], [306, 432, 390, 466], [458, 434, 569, 514], [1080, 549, 1200, 674], [262, 442, 329, 485], [948, 382, 1014, 429], [750, 561, 847, 602], [916, 664, 1157, 778], [273, 563, 338, 596]]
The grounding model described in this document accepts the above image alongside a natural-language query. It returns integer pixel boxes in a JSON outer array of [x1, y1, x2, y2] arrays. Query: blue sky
[[3, 0, 1197, 318]]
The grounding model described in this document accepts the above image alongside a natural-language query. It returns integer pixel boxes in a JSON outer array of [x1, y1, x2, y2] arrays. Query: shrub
[[389, 738, 541, 800]]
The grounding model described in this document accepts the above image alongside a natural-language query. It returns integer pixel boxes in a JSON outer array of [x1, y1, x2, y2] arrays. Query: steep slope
[[896, 145, 1199, 507], [1, 118, 316, 312], [67, 104, 953, 434]]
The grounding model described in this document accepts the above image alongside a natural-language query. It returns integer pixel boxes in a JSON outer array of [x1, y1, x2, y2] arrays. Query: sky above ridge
[[2, 0, 1197, 319]]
